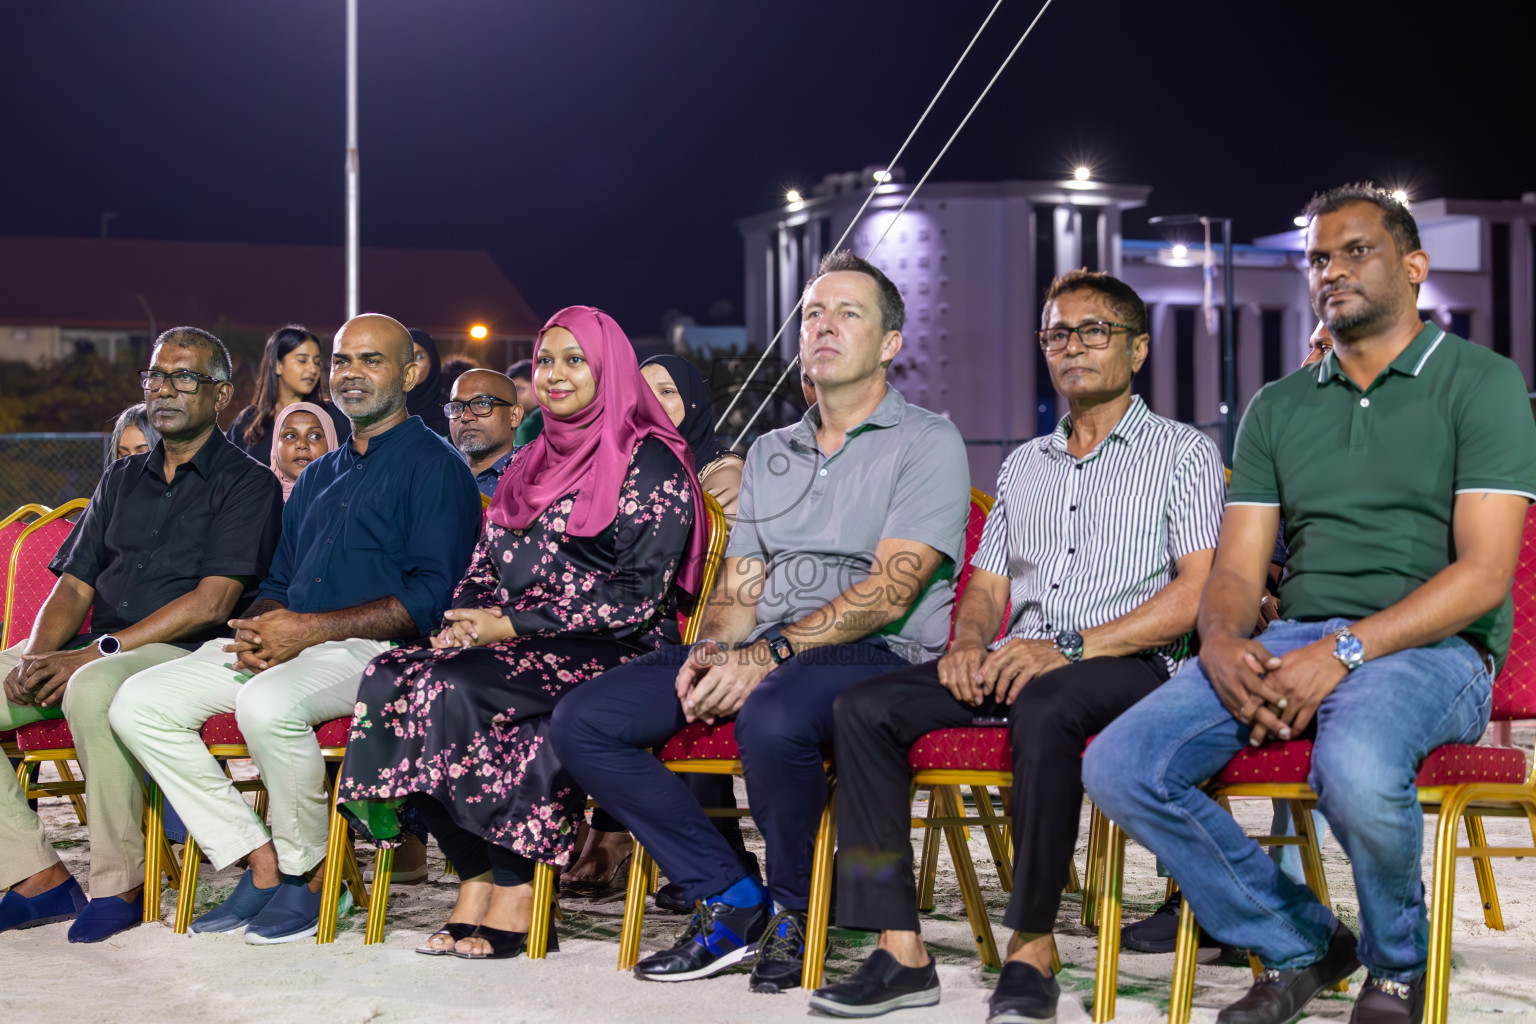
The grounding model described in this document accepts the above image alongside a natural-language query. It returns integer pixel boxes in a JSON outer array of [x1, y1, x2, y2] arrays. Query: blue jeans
[[1083, 618, 1492, 981]]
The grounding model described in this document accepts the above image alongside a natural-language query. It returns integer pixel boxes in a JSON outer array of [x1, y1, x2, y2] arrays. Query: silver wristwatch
[[95, 635, 122, 657], [1332, 627, 1364, 672], [1053, 629, 1084, 663]]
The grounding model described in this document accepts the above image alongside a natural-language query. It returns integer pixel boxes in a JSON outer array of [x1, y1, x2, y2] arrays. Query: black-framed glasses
[[1037, 321, 1137, 353], [139, 369, 225, 393], [444, 396, 516, 420]]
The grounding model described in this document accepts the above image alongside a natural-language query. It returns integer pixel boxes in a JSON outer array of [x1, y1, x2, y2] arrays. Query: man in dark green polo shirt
[[1085, 184, 1536, 1024]]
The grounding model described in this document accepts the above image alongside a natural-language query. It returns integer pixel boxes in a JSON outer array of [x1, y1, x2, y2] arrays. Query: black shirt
[[256, 415, 480, 634], [227, 402, 352, 465], [50, 426, 285, 647]]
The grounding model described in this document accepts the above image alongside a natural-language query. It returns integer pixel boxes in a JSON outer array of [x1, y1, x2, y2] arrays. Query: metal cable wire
[[725, 0, 1059, 449], [711, 0, 1008, 434]]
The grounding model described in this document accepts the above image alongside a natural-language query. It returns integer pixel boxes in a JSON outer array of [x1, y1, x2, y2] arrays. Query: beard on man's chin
[[1324, 295, 1392, 335], [456, 436, 499, 458]]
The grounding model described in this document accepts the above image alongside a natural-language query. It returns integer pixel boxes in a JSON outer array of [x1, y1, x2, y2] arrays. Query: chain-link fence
[[0, 433, 109, 513]]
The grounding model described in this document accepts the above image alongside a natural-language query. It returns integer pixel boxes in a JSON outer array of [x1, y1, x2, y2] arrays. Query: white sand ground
[[5, 727, 1533, 1024]]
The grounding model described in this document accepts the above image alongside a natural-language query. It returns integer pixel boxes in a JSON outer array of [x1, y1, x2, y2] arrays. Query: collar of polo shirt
[[1314, 325, 1447, 387]]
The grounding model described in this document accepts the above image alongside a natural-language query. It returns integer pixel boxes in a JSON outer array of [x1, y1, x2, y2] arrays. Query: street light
[[785, 189, 803, 205], [1073, 165, 1091, 182], [469, 324, 488, 340], [1150, 212, 1237, 465]]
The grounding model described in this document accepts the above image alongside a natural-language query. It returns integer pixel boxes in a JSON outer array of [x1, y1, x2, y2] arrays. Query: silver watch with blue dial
[[1332, 626, 1364, 671]]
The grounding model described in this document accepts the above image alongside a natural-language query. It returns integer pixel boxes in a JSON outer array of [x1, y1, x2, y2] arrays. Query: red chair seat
[[908, 727, 1012, 772], [199, 712, 245, 746], [1215, 739, 1528, 787], [657, 721, 740, 761], [0, 729, 15, 743], [199, 712, 352, 749], [14, 719, 75, 752], [315, 717, 351, 747]]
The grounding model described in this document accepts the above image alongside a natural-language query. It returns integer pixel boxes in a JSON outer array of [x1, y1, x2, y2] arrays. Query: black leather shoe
[[1122, 891, 1223, 953], [987, 962, 1059, 1023], [749, 907, 807, 993], [1217, 922, 1360, 1024], [654, 852, 763, 915], [633, 899, 769, 982], [809, 948, 940, 1017], [1349, 975, 1423, 1024]]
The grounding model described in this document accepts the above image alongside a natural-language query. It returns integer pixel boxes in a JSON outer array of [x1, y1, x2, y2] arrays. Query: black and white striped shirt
[[973, 395, 1226, 671]]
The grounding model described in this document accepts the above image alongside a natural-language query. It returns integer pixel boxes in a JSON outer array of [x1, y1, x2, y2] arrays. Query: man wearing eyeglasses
[[811, 270, 1225, 1022], [0, 328, 283, 942], [447, 368, 524, 498]]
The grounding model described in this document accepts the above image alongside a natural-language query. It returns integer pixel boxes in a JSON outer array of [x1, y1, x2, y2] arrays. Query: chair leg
[[970, 784, 1012, 892], [143, 781, 165, 923], [802, 782, 837, 990], [1463, 814, 1504, 931], [618, 841, 654, 970], [1065, 858, 1081, 895], [938, 785, 1000, 968], [527, 861, 557, 958], [1288, 799, 1347, 993], [363, 846, 393, 945], [1166, 892, 1200, 1024], [916, 789, 940, 913], [1091, 819, 1124, 1024], [1425, 789, 1470, 1024], [1082, 804, 1104, 928], [53, 759, 88, 825], [316, 792, 351, 943], [172, 833, 203, 933]]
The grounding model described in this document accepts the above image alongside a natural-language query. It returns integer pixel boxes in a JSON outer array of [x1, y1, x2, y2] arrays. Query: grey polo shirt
[[726, 386, 971, 663]]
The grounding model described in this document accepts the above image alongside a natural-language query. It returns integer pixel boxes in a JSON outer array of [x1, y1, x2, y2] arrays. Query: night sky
[[3, 1, 1527, 338]]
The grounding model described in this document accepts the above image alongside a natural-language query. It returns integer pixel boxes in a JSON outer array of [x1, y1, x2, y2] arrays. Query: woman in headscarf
[[407, 329, 450, 437], [268, 401, 338, 501], [228, 325, 349, 463], [639, 355, 745, 519], [338, 306, 708, 960]]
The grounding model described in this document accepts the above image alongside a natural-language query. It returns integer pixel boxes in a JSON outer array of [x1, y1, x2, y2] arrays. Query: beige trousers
[[109, 637, 389, 875], [0, 640, 188, 893]]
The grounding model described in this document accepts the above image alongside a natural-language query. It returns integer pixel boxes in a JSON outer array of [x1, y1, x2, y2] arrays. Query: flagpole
[[345, 0, 359, 320]]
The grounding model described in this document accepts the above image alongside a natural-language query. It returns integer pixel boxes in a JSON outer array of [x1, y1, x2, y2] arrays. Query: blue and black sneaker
[[749, 907, 807, 993], [633, 898, 770, 982]]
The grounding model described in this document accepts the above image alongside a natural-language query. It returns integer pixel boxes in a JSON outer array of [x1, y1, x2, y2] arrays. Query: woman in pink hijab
[[268, 401, 338, 501], [338, 306, 707, 961]]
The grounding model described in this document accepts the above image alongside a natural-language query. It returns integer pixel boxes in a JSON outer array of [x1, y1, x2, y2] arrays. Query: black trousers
[[832, 653, 1167, 934], [410, 794, 535, 888]]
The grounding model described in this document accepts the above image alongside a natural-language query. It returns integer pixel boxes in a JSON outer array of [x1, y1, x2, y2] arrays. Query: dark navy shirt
[[256, 415, 480, 634], [464, 448, 516, 499], [50, 426, 284, 647]]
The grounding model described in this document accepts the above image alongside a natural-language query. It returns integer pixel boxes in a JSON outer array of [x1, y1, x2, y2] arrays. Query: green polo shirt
[[1228, 324, 1536, 667]]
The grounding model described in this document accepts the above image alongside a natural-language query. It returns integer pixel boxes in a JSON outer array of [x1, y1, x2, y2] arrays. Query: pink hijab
[[487, 306, 709, 603], [269, 401, 339, 501]]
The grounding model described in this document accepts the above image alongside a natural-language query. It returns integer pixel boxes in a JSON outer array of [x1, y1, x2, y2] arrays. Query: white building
[[738, 171, 1536, 486]]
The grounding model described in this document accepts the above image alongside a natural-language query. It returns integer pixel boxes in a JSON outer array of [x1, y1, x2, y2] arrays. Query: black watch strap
[[762, 632, 795, 665]]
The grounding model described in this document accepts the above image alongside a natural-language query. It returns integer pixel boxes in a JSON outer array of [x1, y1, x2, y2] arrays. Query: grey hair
[[107, 403, 160, 468]]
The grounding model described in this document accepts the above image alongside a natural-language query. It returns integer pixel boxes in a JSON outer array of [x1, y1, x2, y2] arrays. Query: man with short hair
[[810, 271, 1225, 1021], [111, 313, 481, 945], [1085, 185, 1536, 1024], [554, 250, 970, 993], [448, 368, 524, 497], [506, 358, 544, 448], [0, 328, 283, 942]]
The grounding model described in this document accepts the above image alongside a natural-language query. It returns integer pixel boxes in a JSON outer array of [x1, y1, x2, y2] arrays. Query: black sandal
[[452, 917, 560, 960], [415, 921, 477, 956]]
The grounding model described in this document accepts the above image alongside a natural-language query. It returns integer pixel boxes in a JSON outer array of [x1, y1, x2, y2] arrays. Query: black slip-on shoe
[[1217, 921, 1360, 1024], [749, 907, 807, 993], [987, 961, 1059, 1024], [1122, 890, 1234, 957], [809, 948, 941, 1017], [1349, 975, 1423, 1024], [632, 899, 769, 982]]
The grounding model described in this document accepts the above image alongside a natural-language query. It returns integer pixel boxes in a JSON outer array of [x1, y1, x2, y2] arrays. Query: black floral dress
[[338, 438, 692, 868]]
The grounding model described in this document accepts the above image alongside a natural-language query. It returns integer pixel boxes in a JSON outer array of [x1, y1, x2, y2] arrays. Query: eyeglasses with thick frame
[[444, 396, 517, 420], [139, 369, 227, 393], [1036, 321, 1138, 354]]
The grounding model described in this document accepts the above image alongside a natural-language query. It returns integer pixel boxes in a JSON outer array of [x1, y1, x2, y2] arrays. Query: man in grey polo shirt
[[554, 250, 969, 993]]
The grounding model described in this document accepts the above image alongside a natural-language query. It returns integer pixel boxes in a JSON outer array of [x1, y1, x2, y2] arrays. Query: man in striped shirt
[[811, 270, 1226, 1022]]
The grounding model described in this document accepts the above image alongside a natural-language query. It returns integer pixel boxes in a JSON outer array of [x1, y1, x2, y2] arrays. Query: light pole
[[345, 0, 359, 320], [1149, 213, 1236, 465]]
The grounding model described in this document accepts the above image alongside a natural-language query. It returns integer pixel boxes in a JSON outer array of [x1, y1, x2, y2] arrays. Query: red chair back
[[2, 499, 89, 648], [1493, 508, 1536, 721], [951, 488, 1008, 644]]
